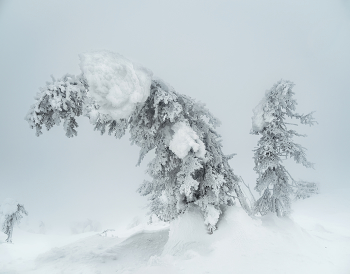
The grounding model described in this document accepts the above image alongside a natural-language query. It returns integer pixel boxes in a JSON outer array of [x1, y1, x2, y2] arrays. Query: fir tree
[[25, 51, 251, 232], [251, 80, 317, 217]]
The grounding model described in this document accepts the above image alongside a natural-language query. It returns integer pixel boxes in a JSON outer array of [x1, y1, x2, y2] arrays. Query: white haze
[[0, 0, 349, 232]]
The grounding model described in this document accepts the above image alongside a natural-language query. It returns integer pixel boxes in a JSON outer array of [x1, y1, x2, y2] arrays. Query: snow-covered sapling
[[0, 198, 28, 243], [25, 51, 250, 232], [251, 80, 317, 217]]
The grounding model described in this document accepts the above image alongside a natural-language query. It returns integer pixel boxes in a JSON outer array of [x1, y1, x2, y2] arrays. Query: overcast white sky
[[0, 0, 349, 231]]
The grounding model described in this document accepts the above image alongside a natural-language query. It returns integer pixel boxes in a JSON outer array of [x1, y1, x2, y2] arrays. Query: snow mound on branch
[[79, 51, 153, 121], [251, 97, 275, 133], [169, 121, 206, 159], [0, 198, 18, 216]]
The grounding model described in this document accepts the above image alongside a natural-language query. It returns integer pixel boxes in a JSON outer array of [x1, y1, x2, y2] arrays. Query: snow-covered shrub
[[294, 180, 319, 200], [25, 51, 250, 232], [0, 198, 28, 243], [18, 218, 47, 234], [251, 80, 317, 217], [70, 219, 101, 234]]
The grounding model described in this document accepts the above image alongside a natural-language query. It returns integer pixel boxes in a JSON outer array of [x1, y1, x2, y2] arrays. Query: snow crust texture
[[79, 51, 153, 121], [162, 205, 210, 256]]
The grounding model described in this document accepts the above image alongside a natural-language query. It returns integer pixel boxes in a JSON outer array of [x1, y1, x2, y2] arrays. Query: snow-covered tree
[[251, 80, 317, 217], [25, 51, 250, 232], [0, 198, 28, 243]]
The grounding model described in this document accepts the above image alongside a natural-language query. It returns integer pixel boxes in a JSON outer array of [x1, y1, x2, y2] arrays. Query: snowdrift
[[1, 190, 349, 273]]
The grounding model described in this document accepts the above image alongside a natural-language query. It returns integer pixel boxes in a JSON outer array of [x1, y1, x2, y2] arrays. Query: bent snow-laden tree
[[25, 51, 250, 232], [251, 80, 318, 217], [0, 198, 28, 243]]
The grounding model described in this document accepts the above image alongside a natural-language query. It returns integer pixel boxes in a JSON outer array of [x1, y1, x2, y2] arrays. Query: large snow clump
[[79, 51, 153, 121], [251, 97, 275, 133], [252, 81, 294, 133], [169, 121, 206, 159]]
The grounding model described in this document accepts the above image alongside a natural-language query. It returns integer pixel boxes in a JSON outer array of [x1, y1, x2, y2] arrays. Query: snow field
[[0, 230, 97, 273], [1, 189, 349, 273]]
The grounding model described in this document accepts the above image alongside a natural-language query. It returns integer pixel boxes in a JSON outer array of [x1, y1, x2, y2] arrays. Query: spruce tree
[[132, 79, 250, 232], [25, 51, 250, 232], [251, 80, 317, 217]]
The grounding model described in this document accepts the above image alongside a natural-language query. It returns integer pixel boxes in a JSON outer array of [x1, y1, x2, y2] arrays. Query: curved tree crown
[[25, 51, 250, 232], [251, 80, 317, 217]]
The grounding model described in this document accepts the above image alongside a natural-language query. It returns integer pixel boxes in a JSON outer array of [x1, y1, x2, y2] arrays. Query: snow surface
[[169, 121, 206, 159], [1, 189, 350, 273], [79, 51, 153, 121]]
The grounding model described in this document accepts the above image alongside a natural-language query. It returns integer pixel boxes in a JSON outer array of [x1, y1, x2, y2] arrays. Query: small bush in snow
[[294, 180, 319, 200], [0, 198, 28, 243], [70, 219, 101, 234], [25, 51, 250, 232], [251, 80, 317, 217]]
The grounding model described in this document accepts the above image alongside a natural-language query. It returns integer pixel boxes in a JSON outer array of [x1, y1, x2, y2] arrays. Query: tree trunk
[[233, 183, 252, 215], [5, 216, 14, 243], [6, 226, 13, 243]]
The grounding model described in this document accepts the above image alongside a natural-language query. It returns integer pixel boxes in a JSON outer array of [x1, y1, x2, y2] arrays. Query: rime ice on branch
[[25, 51, 250, 232], [251, 80, 318, 217], [25, 74, 88, 138]]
